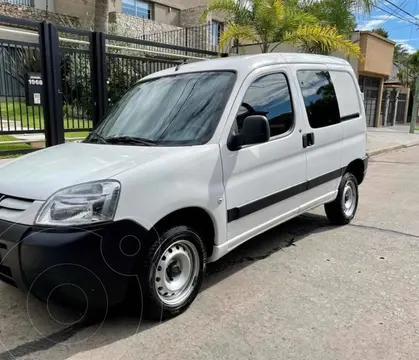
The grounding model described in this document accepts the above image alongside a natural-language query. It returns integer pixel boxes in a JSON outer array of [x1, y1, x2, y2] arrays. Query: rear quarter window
[[329, 71, 361, 120], [297, 70, 340, 129]]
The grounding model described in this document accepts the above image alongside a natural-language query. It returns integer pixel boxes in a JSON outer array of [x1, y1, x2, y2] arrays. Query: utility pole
[[409, 75, 419, 134]]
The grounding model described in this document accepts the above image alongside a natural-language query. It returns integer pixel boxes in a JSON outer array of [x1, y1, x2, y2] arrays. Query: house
[[0, 0, 225, 53], [0, 0, 223, 36]]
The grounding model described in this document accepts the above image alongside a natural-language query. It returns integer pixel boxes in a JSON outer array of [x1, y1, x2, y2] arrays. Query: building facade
[[0, 0, 222, 30], [1, 0, 225, 51]]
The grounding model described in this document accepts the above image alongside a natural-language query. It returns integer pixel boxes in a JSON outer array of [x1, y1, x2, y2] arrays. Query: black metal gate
[[0, 15, 224, 156], [359, 75, 380, 127], [381, 89, 397, 127], [396, 92, 407, 124], [0, 19, 43, 135], [380, 89, 408, 126]]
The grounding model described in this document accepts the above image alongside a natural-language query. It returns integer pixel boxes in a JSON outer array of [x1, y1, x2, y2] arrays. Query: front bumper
[[0, 219, 148, 309]]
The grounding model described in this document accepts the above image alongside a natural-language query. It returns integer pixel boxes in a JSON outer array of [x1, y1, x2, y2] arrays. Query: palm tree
[[300, 0, 375, 54], [397, 51, 419, 88], [201, 0, 362, 57], [302, 0, 356, 37], [394, 44, 409, 62], [372, 27, 389, 38]]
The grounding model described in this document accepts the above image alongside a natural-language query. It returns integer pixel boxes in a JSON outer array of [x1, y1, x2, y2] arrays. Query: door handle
[[302, 133, 315, 148]]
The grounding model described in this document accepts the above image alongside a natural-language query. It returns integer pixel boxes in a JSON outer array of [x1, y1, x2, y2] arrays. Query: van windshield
[[85, 71, 236, 146]]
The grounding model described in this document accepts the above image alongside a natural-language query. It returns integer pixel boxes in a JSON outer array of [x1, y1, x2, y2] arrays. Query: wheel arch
[[151, 207, 216, 257], [345, 158, 366, 185]]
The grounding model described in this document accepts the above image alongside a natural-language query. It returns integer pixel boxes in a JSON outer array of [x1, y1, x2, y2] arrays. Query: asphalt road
[[1, 147, 419, 360]]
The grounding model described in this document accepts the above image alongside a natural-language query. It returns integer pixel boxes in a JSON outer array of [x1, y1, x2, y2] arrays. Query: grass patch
[[0, 135, 32, 150], [0, 101, 93, 130], [0, 135, 32, 158], [65, 131, 88, 139]]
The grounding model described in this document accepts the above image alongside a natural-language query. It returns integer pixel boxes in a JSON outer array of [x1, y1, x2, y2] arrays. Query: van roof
[[142, 53, 350, 80]]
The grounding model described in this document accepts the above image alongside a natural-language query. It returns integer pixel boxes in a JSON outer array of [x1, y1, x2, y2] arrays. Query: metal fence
[[396, 92, 407, 124], [359, 75, 380, 127], [0, 24, 42, 135], [142, 23, 225, 53], [381, 89, 408, 126], [0, 15, 226, 155]]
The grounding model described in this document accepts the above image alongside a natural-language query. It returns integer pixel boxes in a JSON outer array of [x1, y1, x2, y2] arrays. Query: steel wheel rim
[[154, 239, 200, 307], [342, 178, 357, 217]]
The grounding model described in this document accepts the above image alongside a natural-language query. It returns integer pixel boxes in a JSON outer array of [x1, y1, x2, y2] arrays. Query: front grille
[[0, 194, 34, 217]]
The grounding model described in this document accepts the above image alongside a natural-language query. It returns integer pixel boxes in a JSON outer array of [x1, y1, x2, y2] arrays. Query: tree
[[201, 0, 362, 57], [394, 43, 409, 61], [94, 0, 109, 33], [300, 0, 374, 54], [372, 27, 389, 38], [397, 50, 419, 88], [302, 0, 356, 37]]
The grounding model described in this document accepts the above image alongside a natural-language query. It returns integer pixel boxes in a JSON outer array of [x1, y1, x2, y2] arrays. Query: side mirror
[[229, 115, 270, 150]]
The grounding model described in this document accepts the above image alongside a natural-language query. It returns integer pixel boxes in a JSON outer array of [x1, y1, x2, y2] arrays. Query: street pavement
[[1, 147, 419, 359]]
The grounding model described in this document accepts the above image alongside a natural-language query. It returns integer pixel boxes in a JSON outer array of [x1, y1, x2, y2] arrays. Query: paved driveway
[[1, 147, 419, 360]]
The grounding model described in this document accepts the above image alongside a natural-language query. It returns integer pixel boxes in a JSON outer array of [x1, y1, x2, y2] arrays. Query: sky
[[356, 0, 419, 54]]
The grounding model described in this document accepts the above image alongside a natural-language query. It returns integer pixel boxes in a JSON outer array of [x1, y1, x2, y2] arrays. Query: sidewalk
[[367, 125, 419, 156], [1, 125, 418, 165]]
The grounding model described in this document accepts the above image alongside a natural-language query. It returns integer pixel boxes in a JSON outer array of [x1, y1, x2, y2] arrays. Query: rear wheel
[[135, 225, 207, 320], [325, 172, 359, 225]]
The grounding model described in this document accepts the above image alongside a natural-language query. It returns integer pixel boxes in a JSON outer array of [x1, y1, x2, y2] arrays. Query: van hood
[[0, 142, 192, 201]]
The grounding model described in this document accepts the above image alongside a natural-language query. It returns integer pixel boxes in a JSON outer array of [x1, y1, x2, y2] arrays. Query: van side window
[[297, 70, 340, 128], [330, 71, 361, 120], [236, 73, 293, 137]]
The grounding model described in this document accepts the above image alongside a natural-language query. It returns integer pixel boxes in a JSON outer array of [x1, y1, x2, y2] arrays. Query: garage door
[[359, 75, 380, 127]]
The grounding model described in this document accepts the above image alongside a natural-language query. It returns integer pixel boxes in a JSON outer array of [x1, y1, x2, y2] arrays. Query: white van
[[0, 54, 367, 319]]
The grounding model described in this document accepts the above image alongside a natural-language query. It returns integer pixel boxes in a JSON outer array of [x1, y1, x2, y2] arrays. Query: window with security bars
[[3, 0, 34, 5], [122, 0, 152, 19], [211, 21, 224, 47]]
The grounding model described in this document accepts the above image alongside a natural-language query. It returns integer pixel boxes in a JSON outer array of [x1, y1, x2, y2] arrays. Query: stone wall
[[109, 11, 182, 37], [0, 2, 80, 26], [109, 11, 215, 55], [180, 5, 207, 27]]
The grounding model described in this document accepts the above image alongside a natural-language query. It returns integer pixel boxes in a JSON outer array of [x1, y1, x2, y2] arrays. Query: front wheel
[[325, 172, 359, 225], [137, 225, 207, 320]]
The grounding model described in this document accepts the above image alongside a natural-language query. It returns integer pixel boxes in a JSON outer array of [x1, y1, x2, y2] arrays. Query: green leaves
[[219, 23, 259, 49], [204, 0, 363, 58], [285, 25, 363, 58]]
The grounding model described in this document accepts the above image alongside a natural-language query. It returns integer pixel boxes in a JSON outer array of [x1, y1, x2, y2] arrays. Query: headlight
[[35, 181, 120, 226]]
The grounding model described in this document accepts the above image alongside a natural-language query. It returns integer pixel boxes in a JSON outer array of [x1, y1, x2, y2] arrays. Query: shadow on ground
[[0, 212, 335, 360]]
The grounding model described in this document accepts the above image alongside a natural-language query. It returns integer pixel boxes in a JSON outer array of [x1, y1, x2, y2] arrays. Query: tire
[[325, 172, 359, 225], [134, 225, 207, 320]]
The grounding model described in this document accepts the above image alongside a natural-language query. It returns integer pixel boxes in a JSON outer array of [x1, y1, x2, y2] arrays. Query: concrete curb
[[367, 141, 419, 157]]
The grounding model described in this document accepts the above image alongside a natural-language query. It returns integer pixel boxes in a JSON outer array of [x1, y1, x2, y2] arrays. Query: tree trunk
[[94, 0, 109, 33], [262, 42, 270, 53]]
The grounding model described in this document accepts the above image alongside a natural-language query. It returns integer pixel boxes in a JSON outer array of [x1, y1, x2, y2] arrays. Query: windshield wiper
[[87, 131, 108, 144], [105, 136, 157, 146]]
